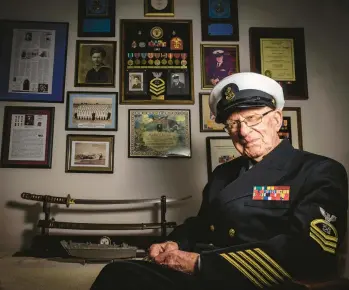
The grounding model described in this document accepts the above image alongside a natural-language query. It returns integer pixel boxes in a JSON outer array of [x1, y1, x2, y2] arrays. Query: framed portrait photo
[[279, 107, 303, 150], [78, 0, 116, 37], [1, 106, 55, 168], [249, 27, 308, 100], [74, 40, 116, 87], [129, 109, 191, 158], [206, 136, 240, 176], [0, 20, 68, 103], [65, 91, 118, 131], [199, 93, 225, 132], [65, 134, 114, 173], [201, 44, 240, 89], [144, 0, 174, 17]]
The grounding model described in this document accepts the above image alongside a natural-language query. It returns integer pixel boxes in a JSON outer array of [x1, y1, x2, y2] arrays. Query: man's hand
[[154, 250, 199, 274], [148, 241, 179, 259]]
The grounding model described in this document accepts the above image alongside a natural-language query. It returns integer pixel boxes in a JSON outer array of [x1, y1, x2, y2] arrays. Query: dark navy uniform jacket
[[168, 140, 348, 289]]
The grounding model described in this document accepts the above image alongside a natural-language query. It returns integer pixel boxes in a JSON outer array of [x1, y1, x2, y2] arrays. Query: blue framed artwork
[[200, 0, 239, 41], [65, 91, 118, 131], [0, 20, 69, 103], [78, 0, 115, 37]]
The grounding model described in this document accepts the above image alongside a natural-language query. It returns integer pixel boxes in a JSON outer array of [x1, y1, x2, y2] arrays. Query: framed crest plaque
[[144, 0, 174, 17], [120, 19, 194, 104]]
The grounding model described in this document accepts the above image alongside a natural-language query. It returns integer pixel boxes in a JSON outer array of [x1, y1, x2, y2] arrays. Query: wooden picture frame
[[249, 27, 308, 100], [144, 0, 174, 17], [280, 107, 303, 150], [65, 134, 114, 173], [200, 0, 239, 41], [119, 19, 194, 104], [1, 106, 55, 168], [74, 40, 116, 87], [199, 93, 225, 132], [0, 20, 68, 103], [65, 91, 118, 131]]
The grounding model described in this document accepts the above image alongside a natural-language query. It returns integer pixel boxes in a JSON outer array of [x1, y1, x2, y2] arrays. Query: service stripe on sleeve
[[309, 232, 336, 254], [310, 227, 337, 248]]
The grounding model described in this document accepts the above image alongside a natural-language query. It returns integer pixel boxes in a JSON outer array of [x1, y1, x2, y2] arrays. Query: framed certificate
[[200, 0, 239, 41], [144, 0, 174, 17], [279, 107, 303, 150], [249, 27, 308, 100], [1, 106, 55, 168], [199, 93, 225, 132], [0, 20, 68, 103], [129, 109, 191, 158]]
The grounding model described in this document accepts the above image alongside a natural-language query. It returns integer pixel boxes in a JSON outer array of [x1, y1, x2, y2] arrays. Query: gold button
[[210, 225, 215, 232], [228, 228, 235, 237]]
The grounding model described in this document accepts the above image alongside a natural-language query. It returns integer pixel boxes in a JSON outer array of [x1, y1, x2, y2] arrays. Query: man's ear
[[273, 110, 283, 131]]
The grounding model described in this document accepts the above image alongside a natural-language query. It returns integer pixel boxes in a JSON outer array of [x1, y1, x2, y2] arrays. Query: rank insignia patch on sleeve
[[309, 218, 338, 254]]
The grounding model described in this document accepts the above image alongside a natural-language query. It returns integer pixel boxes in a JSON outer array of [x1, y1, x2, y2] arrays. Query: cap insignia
[[222, 83, 239, 102]]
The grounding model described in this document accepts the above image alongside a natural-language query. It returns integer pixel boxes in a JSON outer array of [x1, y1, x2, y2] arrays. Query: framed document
[[78, 0, 116, 37], [1, 106, 55, 168], [279, 107, 303, 150], [206, 136, 240, 176], [129, 109, 191, 158], [65, 91, 118, 131], [201, 44, 240, 89], [65, 134, 114, 173], [249, 27, 308, 100], [144, 0, 174, 17], [200, 0, 239, 41], [199, 93, 225, 132], [0, 20, 68, 103], [120, 19, 194, 104], [74, 40, 116, 87]]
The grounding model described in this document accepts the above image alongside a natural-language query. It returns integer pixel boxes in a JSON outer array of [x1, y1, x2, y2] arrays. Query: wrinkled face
[[91, 53, 103, 66], [226, 107, 283, 161]]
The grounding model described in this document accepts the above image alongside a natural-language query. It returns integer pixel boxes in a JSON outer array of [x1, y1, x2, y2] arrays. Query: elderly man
[[91, 72, 348, 290]]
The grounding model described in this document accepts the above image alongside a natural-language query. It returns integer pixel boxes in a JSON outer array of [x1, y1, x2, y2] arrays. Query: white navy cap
[[209, 72, 285, 124], [213, 49, 224, 56]]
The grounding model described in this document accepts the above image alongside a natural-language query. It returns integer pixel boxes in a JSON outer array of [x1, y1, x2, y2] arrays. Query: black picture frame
[[280, 107, 303, 150], [144, 0, 174, 17], [200, 0, 239, 41], [78, 0, 116, 37], [249, 27, 308, 100], [1, 106, 55, 168]]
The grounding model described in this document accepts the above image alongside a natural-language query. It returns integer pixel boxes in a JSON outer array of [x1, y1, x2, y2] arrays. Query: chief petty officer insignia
[[309, 207, 338, 254], [222, 83, 239, 101]]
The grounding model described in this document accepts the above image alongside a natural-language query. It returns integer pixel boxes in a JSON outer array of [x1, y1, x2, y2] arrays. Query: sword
[[21, 192, 192, 208]]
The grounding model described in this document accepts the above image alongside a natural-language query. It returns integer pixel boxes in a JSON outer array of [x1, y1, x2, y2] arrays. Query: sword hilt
[[21, 192, 72, 207]]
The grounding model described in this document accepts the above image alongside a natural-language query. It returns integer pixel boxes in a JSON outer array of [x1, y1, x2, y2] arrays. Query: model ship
[[60, 236, 138, 260]]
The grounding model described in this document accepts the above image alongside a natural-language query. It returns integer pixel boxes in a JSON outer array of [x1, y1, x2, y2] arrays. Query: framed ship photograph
[[120, 19, 194, 104], [199, 93, 225, 132], [74, 40, 116, 87], [144, 0, 174, 17], [279, 107, 303, 150], [65, 91, 118, 131], [249, 27, 308, 100], [1, 106, 55, 168], [0, 20, 68, 103], [65, 134, 114, 173], [78, 0, 116, 37], [200, 0, 239, 41], [201, 43, 240, 89], [128, 109, 191, 158]]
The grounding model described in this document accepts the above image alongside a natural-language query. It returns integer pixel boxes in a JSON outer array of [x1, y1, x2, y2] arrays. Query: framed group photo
[[201, 44, 240, 89], [74, 40, 116, 87], [128, 109, 191, 158], [144, 0, 174, 17], [199, 93, 225, 132], [65, 134, 114, 173], [279, 107, 303, 150], [0, 20, 68, 103], [65, 91, 118, 131], [1, 106, 55, 168]]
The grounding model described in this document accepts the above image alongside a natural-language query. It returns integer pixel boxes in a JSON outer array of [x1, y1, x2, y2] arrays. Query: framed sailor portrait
[[144, 0, 174, 17], [74, 40, 116, 87], [128, 72, 144, 92], [279, 107, 303, 150], [167, 71, 190, 96]]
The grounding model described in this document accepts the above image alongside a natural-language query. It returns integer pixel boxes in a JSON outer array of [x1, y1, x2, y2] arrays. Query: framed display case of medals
[[119, 19, 194, 104]]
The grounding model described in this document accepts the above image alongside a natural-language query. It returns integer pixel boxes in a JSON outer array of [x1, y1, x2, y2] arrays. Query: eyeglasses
[[224, 110, 274, 133]]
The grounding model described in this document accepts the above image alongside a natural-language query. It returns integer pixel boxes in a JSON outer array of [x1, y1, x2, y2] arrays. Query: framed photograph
[[74, 40, 116, 87], [279, 107, 303, 150], [199, 93, 225, 132], [249, 27, 308, 100], [65, 91, 118, 131], [200, 0, 239, 41], [78, 0, 116, 37], [129, 109, 191, 158], [144, 0, 174, 17], [1, 106, 55, 168], [206, 136, 240, 176], [65, 134, 114, 173], [120, 19, 194, 104], [0, 20, 68, 103], [201, 44, 240, 89]]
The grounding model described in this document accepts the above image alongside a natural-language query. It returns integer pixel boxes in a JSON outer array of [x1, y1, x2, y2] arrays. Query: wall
[[1, 0, 349, 275]]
